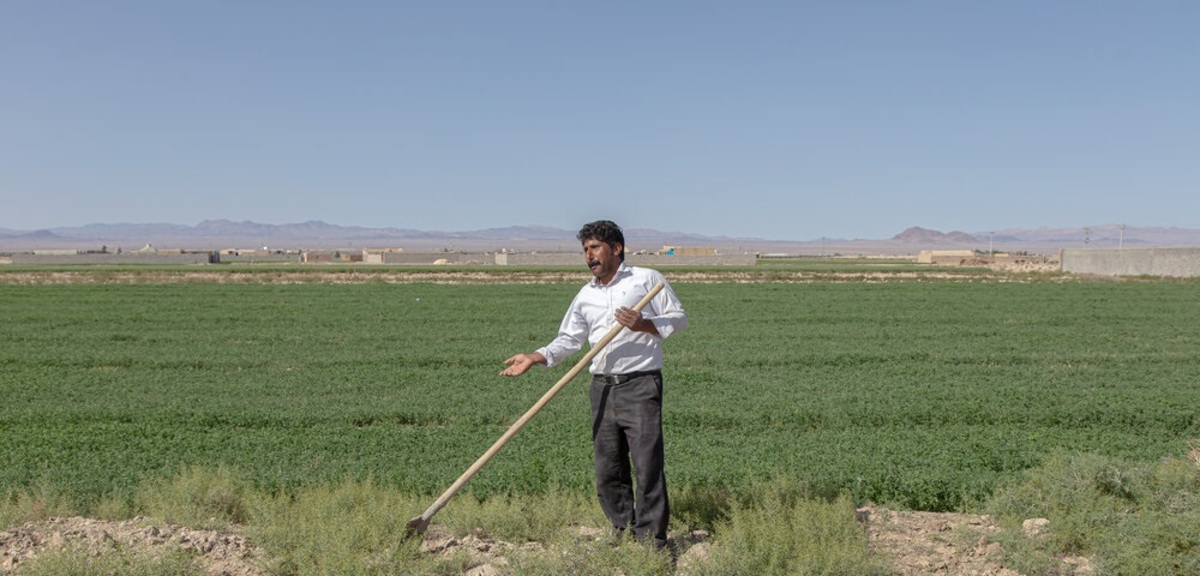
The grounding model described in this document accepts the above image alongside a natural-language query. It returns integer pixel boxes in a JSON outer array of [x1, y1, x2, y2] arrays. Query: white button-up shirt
[[537, 262, 688, 375]]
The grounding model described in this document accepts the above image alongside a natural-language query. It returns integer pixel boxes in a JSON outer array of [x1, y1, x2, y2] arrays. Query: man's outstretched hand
[[501, 352, 546, 377]]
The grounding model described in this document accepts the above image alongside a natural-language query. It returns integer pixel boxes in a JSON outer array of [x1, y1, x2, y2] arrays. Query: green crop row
[[2, 278, 1198, 512]]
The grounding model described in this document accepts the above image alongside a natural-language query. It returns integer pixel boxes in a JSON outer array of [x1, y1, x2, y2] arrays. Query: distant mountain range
[[2, 220, 1199, 254], [0, 220, 750, 252], [890, 225, 1200, 249]]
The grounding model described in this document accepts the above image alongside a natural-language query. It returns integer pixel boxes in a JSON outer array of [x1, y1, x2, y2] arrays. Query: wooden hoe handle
[[406, 281, 665, 537]]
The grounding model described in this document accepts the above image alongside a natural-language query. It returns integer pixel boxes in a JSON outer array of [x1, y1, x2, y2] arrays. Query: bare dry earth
[[1, 507, 1092, 575]]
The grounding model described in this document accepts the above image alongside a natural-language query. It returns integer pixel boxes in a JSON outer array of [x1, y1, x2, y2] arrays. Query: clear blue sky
[[3, 1, 1197, 240]]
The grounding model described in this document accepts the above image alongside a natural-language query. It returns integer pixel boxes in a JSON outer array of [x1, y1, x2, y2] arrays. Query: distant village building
[[917, 250, 975, 264], [362, 248, 405, 265], [301, 252, 335, 264], [659, 246, 718, 256]]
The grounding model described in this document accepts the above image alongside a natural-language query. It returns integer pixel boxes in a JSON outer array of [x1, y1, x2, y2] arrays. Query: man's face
[[582, 237, 622, 284]]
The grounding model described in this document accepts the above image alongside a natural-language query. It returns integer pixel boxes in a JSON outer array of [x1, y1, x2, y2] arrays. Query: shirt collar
[[591, 261, 632, 288]]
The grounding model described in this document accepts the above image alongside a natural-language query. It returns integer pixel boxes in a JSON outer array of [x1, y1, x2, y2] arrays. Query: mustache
[[588, 259, 601, 267]]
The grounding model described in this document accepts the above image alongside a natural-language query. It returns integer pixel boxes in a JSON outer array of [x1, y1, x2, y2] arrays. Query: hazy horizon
[[4, 217, 1195, 243]]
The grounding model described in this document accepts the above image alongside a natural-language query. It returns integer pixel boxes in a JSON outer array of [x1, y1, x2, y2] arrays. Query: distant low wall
[[380, 252, 493, 265], [630, 253, 757, 266], [220, 254, 301, 264], [1061, 247, 1200, 277], [494, 252, 580, 266]]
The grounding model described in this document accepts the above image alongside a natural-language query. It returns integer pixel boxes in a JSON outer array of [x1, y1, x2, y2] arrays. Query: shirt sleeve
[[535, 293, 588, 368], [646, 272, 688, 339]]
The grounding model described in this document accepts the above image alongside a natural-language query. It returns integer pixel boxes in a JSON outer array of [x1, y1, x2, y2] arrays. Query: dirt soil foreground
[[1, 507, 1092, 575]]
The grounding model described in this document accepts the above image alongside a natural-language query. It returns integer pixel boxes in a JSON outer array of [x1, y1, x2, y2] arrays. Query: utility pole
[[1119, 224, 1125, 250]]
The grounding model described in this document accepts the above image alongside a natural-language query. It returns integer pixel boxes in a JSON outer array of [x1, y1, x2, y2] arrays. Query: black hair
[[577, 220, 625, 261]]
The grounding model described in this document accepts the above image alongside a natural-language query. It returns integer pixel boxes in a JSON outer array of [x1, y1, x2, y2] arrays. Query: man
[[501, 219, 689, 549]]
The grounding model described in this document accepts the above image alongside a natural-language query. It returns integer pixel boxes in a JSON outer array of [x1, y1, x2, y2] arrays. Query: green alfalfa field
[[2, 264, 1199, 574]]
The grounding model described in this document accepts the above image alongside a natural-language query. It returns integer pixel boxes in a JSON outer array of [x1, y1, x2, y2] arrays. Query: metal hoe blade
[[404, 514, 431, 538]]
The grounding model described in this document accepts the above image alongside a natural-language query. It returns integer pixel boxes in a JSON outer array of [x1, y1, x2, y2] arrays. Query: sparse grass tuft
[[988, 448, 1200, 575], [694, 477, 888, 576], [438, 484, 601, 543], [248, 478, 429, 575], [134, 464, 255, 529], [670, 482, 735, 531], [509, 535, 674, 576], [13, 543, 204, 576], [0, 469, 77, 527], [91, 494, 135, 521]]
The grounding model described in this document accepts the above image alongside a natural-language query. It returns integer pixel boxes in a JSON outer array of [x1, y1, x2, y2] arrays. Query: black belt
[[595, 370, 661, 386]]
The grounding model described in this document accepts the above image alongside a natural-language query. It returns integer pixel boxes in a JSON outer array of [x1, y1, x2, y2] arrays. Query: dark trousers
[[589, 371, 669, 545]]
